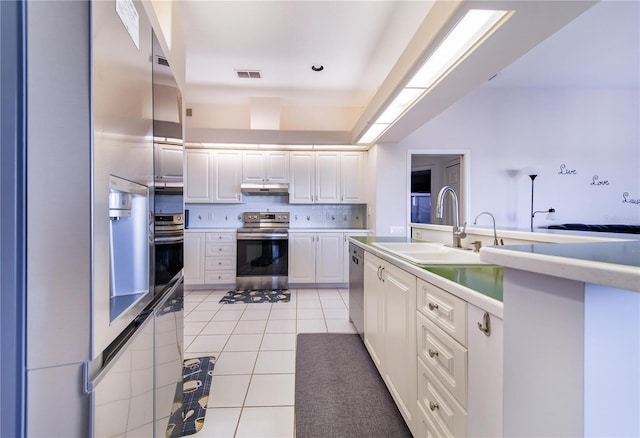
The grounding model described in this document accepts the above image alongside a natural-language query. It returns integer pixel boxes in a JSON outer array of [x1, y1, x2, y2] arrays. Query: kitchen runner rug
[[295, 333, 412, 438], [167, 356, 216, 438], [219, 289, 290, 304]]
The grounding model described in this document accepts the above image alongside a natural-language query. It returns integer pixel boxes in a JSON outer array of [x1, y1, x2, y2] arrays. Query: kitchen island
[[481, 240, 639, 437], [350, 236, 504, 437]]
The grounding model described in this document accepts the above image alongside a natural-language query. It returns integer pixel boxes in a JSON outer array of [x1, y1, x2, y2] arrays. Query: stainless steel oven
[[236, 212, 289, 290], [154, 213, 184, 292]]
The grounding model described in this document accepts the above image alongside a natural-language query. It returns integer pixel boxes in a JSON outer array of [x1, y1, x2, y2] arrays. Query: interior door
[[443, 159, 461, 226]]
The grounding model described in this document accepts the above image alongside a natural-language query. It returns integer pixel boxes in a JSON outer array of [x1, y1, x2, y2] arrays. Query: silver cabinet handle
[[428, 349, 439, 358], [428, 302, 439, 311], [478, 311, 491, 336], [429, 401, 439, 411]]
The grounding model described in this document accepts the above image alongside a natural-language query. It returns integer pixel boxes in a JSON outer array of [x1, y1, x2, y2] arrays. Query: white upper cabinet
[[212, 150, 243, 203], [341, 151, 365, 203], [184, 149, 213, 203], [185, 149, 243, 203], [242, 150, 289, 183], [289, 151, 365, 204], [315, 152, 341, 203], [289, 151, 315, 203]]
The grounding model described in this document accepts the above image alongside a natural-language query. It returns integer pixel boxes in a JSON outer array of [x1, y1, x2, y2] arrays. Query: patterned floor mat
[[167, 356, 216, 437], [219, 289, 290, 304]]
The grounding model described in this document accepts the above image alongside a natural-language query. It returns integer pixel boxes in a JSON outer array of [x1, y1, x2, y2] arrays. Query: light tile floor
[[183, 287, 356, 438]]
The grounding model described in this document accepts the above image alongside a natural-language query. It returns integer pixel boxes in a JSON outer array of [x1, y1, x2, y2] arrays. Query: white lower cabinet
[[417, 357, 468, 437], [467, 304, 503, 437], [362, 250, 503, 438], [184, 231, 236, 286], [204, 232, 236, 285], [364, 252, 417, 433], [363, 253, 385, 369], [184, 232, 205, 285], [288, 232, 345, 284]]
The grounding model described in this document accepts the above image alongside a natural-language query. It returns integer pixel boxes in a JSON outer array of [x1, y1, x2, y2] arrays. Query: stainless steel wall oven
[[236, 212, 289, 290], [154, 213, 184, 292]]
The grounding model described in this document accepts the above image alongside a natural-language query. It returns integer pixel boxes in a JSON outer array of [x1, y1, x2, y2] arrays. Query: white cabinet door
[[212, 150, 242, 203], [155, 144, 183, 184], [242, 150, 289, 183], [315, 151, 340, 203], [467, 304, 503, 437], [184, 232, 205, 285], [383, 262, 417, 428], [242, 150, 265, 183], [265, 150, 289, 182], [184, 149, 212, 203], [289, 152, 315, 204], [364, 252, 384, 370], [341, 151, 364, 203], [315, 232, 343, 283], [288, 233, 316, 283]]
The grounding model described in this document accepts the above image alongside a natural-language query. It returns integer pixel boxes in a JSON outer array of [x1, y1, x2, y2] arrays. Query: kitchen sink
[[371, 241, 484, 265]]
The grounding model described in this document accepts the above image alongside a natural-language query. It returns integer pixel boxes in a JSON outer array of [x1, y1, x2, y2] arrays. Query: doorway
[[407, 151, 468, 228]]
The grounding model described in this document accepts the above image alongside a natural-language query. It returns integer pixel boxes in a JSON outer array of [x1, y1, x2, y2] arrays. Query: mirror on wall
[[409, 154, 463, 225]]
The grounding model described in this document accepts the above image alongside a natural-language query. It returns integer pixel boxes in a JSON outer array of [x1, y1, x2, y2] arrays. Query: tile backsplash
[[185, 195, 366, 229]]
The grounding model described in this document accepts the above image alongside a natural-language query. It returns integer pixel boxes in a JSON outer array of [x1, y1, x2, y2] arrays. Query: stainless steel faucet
[[473, 211, 500, 245], [435, 186, 467, 248]]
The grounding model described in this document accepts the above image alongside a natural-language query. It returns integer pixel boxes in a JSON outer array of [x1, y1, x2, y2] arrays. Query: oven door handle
[[154, 235, 185, 244], [237, 233, 288, 241]]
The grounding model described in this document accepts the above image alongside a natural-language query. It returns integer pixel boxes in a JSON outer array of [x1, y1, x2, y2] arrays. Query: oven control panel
[[243, 212, 290, 226]]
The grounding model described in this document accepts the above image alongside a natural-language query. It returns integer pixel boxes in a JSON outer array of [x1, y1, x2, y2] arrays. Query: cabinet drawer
[[206, 233, 235, 243], [204, 270, 235, 284], [205, 257, 235, 270], [417, 278, 467, 346], [205, 243, 235, 257], [417, 404, 443, 438], [418, 357, 467, 437], [417, 312, 467, 408]]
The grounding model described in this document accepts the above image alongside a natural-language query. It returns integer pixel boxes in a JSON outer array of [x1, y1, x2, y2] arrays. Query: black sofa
[[547, 224, 640, 234]]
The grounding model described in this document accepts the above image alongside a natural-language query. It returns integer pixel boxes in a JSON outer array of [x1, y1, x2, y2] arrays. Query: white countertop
[[185, 227, 369, 233], [481, 241, 640, 292]]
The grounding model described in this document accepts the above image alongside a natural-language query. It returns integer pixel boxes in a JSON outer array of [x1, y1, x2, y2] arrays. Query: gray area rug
[[295, 333, 412, 438]]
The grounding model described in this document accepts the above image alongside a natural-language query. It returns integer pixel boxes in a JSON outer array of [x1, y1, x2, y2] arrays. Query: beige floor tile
[[235, 406, 294, 438]]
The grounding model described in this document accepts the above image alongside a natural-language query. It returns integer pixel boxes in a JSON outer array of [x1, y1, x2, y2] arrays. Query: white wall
[[373, 88, 640, 234]]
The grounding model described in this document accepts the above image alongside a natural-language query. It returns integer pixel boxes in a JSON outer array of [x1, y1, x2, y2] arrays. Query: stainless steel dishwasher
[[348, 242, 364, 339]]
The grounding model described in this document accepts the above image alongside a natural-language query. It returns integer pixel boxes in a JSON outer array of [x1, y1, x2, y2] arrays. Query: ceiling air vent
[[236, 70, 262, 79], [156, 55, 170, 67]]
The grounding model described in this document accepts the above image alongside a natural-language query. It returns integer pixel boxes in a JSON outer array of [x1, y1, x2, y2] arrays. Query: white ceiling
[[181, 1, 435, 107], [177, 0, 639, 144]]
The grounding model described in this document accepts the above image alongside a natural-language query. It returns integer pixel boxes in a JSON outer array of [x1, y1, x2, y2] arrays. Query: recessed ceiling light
[[311, 64, 324, 72]]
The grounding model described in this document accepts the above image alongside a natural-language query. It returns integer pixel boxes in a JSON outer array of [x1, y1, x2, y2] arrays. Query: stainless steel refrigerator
[[24, 1, 183, 436]]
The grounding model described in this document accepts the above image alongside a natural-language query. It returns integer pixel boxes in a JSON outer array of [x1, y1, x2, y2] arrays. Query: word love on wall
[[590, 175, 610, 186]]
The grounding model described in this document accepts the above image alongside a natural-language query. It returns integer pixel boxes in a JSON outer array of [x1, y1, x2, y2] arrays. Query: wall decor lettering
[[622, 192, 640, 205], [558, 164, 577, 175], [590, 175, 610, 186]]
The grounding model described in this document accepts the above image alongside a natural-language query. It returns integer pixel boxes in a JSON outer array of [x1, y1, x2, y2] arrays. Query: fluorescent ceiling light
[[358, 123, 389, 144], [408, 9, 509, 88], [376, 88, 426, 124], [357, 8, 510, 145]]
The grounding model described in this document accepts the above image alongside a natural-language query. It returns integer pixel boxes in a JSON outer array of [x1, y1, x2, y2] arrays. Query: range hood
[[240, 183, 289, 195]]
